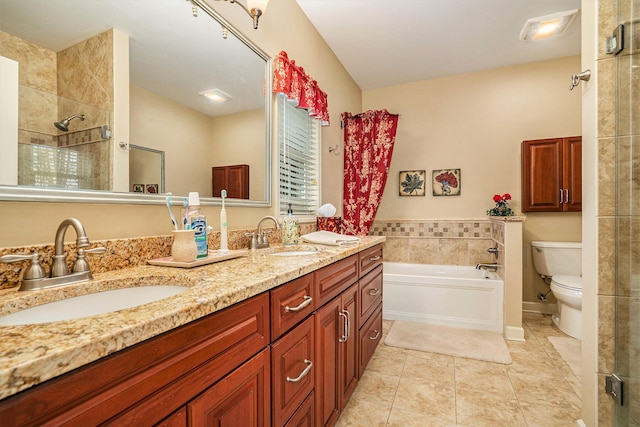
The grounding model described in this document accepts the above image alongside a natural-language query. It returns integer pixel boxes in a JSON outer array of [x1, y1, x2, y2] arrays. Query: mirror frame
[[0, 0, 272, 208]]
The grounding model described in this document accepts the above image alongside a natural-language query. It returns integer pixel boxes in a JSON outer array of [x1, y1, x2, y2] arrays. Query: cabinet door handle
[[369, 330, 381, 340], [345, 309, 352, 340], [286, 359, 313, 383], [338, 311, 348, 343], [565, 189, 569, 204], [368, 288, 380, 297], [369, 255, 381, 261], [285, 295, 312, 312], [559, 189, 564, 204]]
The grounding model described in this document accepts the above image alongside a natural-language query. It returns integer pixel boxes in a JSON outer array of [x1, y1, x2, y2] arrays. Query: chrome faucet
[[246, 216, 281, 249], [0, 218, 105, 291], [476, 263, 499, 271]]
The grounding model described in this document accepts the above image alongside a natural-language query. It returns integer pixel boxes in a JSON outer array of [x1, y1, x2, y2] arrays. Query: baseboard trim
[[522, 301, 557, 315], [505, 326, 525, 342]]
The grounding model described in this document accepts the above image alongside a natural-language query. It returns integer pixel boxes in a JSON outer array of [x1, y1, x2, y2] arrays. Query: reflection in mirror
[[129, 145, 165, 195], [0, 0, 271, 206]]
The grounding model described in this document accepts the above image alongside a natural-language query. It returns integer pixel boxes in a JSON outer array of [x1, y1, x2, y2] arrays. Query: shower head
[[54, 114, 85, 132]]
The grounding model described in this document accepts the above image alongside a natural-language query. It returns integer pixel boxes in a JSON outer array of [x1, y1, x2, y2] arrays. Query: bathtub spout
[[476, 263, 498, 271]]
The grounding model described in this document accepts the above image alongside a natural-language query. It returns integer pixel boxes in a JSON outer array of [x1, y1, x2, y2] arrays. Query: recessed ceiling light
[[519, 9, 579, 41], [199, 88, 232, 103]]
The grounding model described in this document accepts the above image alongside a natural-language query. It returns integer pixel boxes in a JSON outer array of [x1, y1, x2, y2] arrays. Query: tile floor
[[336, 312, 582, 427]]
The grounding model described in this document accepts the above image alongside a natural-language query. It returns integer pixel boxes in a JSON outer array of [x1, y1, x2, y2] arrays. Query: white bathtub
[[383, 262, 504, 333]]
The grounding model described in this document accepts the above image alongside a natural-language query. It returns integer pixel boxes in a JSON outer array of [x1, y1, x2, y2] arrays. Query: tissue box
[[317, 217, 342, 233]]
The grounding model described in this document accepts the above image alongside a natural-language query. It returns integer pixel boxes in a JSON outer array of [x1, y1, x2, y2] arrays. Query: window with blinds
[[278, 93, 320, 216]]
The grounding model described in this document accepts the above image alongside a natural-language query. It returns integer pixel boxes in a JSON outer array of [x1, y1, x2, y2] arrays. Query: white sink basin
[[270, 250, 320, 257], [0, 285, 189, 326]]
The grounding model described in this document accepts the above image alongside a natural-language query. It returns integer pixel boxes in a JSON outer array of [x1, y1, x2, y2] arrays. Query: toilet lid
[[552, 275, 582, 290]]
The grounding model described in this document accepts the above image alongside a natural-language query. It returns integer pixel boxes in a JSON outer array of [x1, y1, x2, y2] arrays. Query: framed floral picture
[[399, 170, 426, 196], [432, 169, 461, 196]]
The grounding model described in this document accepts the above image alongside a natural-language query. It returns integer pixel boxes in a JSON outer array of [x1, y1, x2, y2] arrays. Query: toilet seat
[[551, 275, 582, 291]]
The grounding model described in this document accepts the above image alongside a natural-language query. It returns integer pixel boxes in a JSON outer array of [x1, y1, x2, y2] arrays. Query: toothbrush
[[166, 193, 178, 230], [183, 197, 190, 230], [219, 189, 229, 254]]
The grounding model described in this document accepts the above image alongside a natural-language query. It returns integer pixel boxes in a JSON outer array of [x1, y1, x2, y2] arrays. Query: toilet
[[531, 241, 582, 339]]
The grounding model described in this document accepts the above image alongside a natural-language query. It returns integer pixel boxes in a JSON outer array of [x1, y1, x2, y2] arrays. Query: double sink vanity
[[0, 237, 384, 426]]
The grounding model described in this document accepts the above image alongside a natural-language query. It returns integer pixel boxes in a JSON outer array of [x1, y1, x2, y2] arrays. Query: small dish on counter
[[147, 249, 248, 268]]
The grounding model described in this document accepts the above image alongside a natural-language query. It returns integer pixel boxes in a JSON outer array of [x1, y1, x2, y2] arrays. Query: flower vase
[[171, 229, 197, 262]]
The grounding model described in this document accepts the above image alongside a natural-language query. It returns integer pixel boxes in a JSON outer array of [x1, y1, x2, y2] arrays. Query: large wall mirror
[[0, 0, 271, 207]]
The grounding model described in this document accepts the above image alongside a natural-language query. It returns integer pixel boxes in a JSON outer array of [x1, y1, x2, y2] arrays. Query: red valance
[[272, 51, 330, 126]]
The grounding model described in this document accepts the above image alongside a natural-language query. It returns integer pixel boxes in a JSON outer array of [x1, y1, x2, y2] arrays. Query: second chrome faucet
[[246, 216, 281, 250]]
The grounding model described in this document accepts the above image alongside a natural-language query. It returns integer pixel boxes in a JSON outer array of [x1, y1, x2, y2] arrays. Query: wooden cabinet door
[[314, 284, 358, 427], [522, 138, 563, 212], [358, 304, 383, 378], [284, 391, 315, 427], [564, 136, 582, 212], [188, 348, 270, 427], [212, 164, 249, 199], [271, 316, 315, 427]]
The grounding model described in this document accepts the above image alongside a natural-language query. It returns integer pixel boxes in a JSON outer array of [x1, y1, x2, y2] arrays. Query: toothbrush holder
[[171, 229, 197, 262]]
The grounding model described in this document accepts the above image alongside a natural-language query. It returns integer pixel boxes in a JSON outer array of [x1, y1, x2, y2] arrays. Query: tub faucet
[[247, 215, 281, 249], [476, 263, 499, 271]]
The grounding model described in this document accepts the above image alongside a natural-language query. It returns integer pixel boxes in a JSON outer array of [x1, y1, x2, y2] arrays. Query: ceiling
[[296, 0, 582, 91]]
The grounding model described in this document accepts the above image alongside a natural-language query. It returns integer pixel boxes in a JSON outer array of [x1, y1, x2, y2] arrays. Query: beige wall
[[362, 56, 583, 306], [0, 0, 362, 247]]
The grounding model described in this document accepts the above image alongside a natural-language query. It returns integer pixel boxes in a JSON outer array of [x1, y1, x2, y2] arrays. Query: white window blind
[[278, 93, 320, 216]]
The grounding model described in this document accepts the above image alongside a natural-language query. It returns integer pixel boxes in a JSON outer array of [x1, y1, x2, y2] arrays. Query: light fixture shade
[[246, 0, 269, 13], [519, 9, 579, 41], [199, 88, 232, 103]]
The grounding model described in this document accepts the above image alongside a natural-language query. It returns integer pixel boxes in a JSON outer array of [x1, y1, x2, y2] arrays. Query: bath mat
[[548, 336, 581, 380], [384, 321, 512, 364]]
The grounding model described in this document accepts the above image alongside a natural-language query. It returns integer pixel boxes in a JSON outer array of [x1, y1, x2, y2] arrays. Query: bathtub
[[383, 262, 504, 333]]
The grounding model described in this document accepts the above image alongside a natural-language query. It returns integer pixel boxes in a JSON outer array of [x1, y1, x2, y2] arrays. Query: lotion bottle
[[282, 203, 299, 245], [219, 189, 229, 254], [187, 192, 208, 258]]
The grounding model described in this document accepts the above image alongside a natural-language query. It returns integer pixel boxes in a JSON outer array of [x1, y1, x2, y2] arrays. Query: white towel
[[300, 231, 360, 247]]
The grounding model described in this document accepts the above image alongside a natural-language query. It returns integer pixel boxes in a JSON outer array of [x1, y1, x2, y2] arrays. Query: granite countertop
[[0, 237, 384, 401]]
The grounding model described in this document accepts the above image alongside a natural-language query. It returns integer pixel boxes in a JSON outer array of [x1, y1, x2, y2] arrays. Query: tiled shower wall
[[370, 219, 499, 266]]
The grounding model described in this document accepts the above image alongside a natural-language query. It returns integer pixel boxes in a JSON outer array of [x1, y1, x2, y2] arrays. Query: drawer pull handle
[[369, 255, 381, 261], [368, 288, 380, 296], [286, 359, 313, 383], [285, 295, 312, 312], [369, 330, 381, 340], [338, 311, 348, 343]]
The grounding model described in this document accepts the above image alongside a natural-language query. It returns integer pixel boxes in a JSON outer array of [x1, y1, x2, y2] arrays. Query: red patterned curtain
[[272, 50, 329, 125], [342, 110, 399, 236]]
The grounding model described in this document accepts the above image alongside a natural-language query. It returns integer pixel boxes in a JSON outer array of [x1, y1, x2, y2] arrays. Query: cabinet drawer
[[272, 316, 315, 427], [271, 274, 315, 340], [314, 254, 358, 307], [358, 303, 382, 378], [283, 391, 314, 427], [358, 264, 382, 326], [359, 245, 383, 277]]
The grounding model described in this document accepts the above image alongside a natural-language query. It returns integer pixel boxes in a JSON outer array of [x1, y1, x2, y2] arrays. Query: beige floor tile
[[402, 353, 455, 388], [453, 358, 515, 397], [455, 387, 527, 427], [519, 400, 582, 427], [506, 350, 558, 378], [336, 397, 391, 427], [351, 370, 400, 406], [366, 350, 406, 377], [509, 371, 582, 409], [386, 407, 455, 427], [392, 377, 456, 422]]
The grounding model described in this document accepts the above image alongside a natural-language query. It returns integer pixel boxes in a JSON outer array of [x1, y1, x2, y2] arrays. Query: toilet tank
[[531, 241, 582, 277]]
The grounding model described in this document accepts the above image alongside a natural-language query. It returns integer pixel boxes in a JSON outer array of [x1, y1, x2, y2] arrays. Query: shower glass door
[[615, 0, 640, 424]]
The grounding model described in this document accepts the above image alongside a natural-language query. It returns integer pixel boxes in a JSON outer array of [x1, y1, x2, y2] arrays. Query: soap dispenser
[[282, 203, 299, 245]]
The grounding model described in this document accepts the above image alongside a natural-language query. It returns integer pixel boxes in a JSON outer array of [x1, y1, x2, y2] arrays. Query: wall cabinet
[[212, 164, 249, 199], [522, 136, 582, 212], [0, 244, 383, 427]]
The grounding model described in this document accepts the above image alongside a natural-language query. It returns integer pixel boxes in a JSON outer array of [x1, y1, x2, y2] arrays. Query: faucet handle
[[245, 232, 257, 250], [0, 253, 46, 280], [73, 247, 106, 273]]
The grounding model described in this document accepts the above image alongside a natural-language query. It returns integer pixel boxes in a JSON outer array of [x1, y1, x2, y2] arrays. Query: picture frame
[[145, 184, 159, 194], [399, 170, 426, 196], [132, 184, 145, 193], [432, 169, 461, 196]]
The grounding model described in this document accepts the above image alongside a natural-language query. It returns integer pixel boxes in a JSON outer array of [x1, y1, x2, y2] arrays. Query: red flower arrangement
[[487, 193, 514, 216]]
